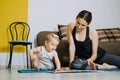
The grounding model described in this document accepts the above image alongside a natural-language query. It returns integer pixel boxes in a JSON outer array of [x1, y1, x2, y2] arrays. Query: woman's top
[[37, 46, 55, 69], [72, 27, 105, 62]]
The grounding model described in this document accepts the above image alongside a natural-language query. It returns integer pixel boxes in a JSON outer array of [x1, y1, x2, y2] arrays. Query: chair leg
[[26, 46, 29, 69], [30, 44, 32, 69], [26, 44, 32, 69], [8, 45, 13, 69]]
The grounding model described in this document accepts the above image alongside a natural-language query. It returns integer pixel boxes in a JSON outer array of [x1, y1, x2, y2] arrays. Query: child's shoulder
[[36, 46, 42, 49], [34, 46, 43, 51]]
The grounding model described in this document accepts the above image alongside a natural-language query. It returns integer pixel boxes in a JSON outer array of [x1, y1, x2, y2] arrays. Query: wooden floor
[[0, 68, 120, 80]]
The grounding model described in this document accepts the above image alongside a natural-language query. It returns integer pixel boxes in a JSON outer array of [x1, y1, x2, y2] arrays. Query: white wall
[[28, 0, 120, 44]]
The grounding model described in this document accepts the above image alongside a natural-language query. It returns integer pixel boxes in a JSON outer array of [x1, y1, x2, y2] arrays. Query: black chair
[[8, 22, 32, 69]]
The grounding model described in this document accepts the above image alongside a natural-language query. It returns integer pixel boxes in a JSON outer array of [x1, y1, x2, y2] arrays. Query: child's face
[[45, 38, 59, 52]]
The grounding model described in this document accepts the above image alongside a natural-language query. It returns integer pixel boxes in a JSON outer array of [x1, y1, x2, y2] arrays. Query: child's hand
[[55, 68, 62, 71], [62, 67, 70, 70]]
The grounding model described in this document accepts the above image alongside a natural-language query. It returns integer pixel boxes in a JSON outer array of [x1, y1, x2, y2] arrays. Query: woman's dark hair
[[76, 10, 92, 24]]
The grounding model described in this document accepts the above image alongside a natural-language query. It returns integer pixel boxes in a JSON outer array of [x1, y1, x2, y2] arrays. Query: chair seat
[[9, 40, 32, 45]]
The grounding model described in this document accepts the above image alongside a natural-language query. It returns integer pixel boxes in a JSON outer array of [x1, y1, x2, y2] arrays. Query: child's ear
[[45, 41, 48, 46]]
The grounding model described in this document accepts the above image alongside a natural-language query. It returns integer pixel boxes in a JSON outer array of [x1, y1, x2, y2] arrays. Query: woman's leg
[[98, 53, 120, 69]]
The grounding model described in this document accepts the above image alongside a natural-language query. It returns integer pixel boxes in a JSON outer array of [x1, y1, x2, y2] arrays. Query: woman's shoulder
[[68, 23, 75, 27], [89, 27, 98, 38], [68, 23, 75, 30], [89, 27, 97, 34]]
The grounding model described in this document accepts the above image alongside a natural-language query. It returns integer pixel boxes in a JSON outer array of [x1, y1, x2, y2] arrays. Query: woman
[[67, 10, 120, 70]]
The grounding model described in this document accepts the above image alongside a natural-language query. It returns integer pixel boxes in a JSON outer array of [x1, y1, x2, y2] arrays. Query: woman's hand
[[87, 59, 96, 70]]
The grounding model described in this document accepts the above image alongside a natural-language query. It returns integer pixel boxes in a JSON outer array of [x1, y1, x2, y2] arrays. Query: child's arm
[[54, 51, 61, 71], [29, 46, 42, 60], [29, 47, 41, 54], [29, 46, 42, 69]]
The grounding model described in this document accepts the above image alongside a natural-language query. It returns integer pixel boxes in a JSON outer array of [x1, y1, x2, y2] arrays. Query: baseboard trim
[[0, 65, 31, 69]]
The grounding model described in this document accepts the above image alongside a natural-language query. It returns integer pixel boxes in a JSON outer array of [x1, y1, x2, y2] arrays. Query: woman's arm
[[89, 28, 98, 61], [67, 23, 75, 67], [87, 28, 99, 70]]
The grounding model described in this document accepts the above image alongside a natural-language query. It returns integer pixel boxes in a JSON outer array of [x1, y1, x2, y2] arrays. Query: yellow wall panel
[[0, 0, 28, 52]]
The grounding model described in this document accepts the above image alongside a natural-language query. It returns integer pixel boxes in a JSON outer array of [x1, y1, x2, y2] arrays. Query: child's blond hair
[[45, 33, 59, 42]]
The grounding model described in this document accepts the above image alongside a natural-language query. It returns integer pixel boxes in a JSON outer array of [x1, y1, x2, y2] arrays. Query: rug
[[18, 68, 120, 73], [18, 69, 54, 73]]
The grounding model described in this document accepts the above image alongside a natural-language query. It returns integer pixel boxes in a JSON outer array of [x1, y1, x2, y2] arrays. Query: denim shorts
[[70, 58, 98, 70]]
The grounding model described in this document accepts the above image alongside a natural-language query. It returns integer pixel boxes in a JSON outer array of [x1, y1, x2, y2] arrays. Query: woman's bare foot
[[98, 63, 117, 69], [102, 63, 117, 69]]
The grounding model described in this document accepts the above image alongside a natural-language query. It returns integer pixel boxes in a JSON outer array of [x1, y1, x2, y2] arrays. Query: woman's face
[[75, 18, 88, 32]]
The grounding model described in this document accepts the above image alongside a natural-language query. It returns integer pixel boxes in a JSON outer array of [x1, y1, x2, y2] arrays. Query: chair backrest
[[9, 22, 30, 41]]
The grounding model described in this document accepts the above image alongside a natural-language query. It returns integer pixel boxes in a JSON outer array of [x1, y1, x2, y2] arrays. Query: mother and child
[[29, 10, 120, 71]]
